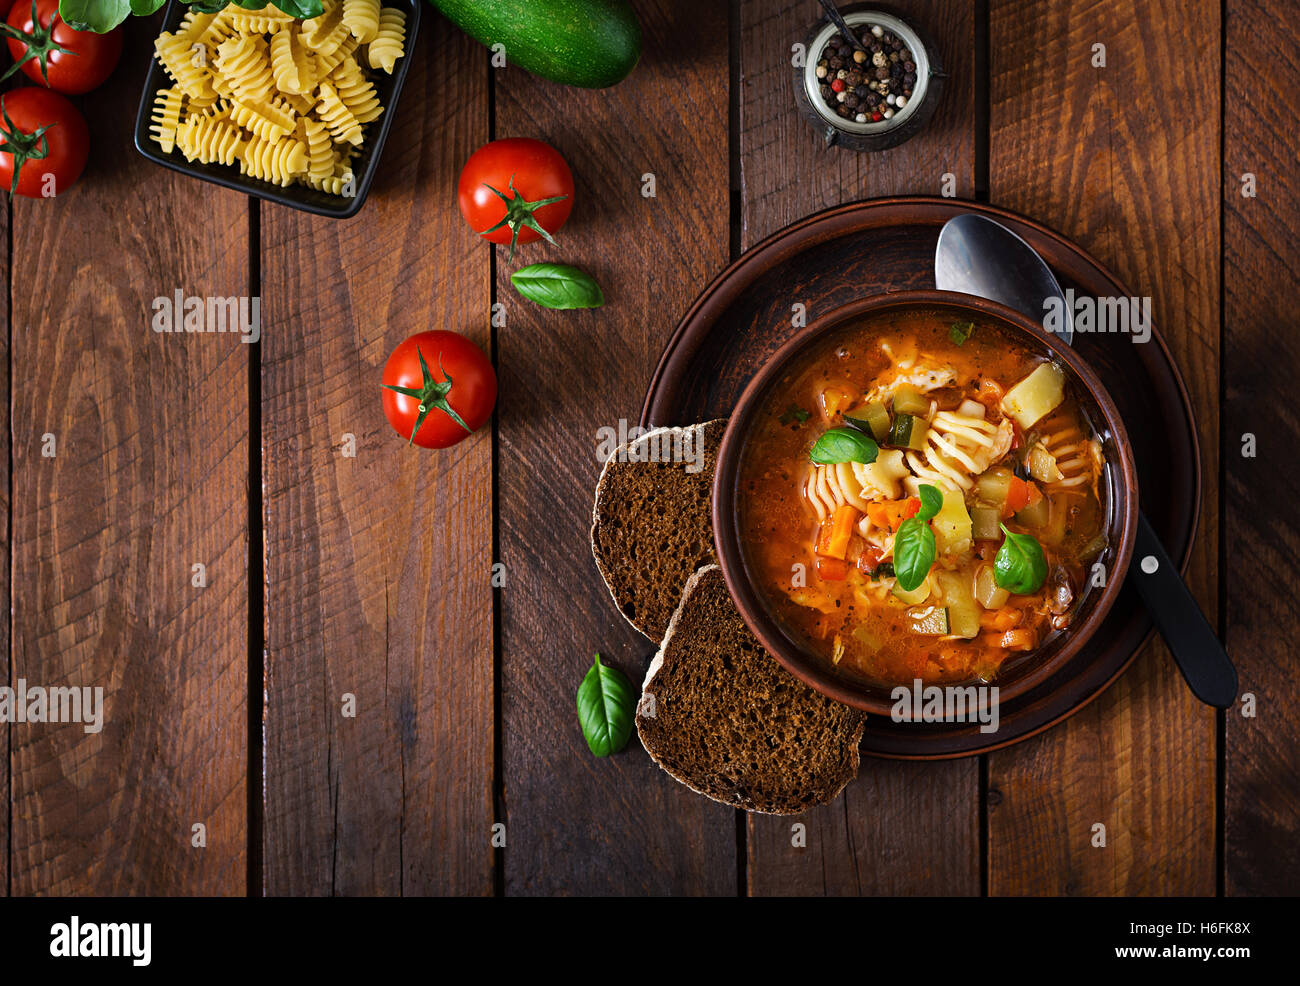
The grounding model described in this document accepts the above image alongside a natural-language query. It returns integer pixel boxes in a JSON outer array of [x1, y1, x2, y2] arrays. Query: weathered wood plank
[[1, 182, 9, 900], [741, 0, 981, 896], [260, 22, 493, 895], [495, 0, 735, 895], [8, 28, 248, 895], [1223, 0, 1300, 896], [987, 0, 1218, 895]]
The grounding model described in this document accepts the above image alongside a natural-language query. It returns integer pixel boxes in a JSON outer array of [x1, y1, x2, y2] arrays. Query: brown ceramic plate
[[641, 197, 1201, 759], [712, 292, 1139, 717]]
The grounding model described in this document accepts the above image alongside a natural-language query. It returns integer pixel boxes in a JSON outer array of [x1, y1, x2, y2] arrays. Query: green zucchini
[[892, 384, 930, 417], [429, 0, 642, 89], [847, 401, 892, 444], [888, 413, 929, 451], [907, 606, 950, 635]]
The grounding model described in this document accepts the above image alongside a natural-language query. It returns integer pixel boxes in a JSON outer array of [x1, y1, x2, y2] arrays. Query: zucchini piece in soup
[[975, 466, 1015, 510], [1014, 493, 1051, 529], [907, 606, 950, 635], [971, 504, 1002, 541], [888, 413, 929, 451], [892, 384, 931, 417], [936, 570, 980, 639], [847, 401, 892, 444]]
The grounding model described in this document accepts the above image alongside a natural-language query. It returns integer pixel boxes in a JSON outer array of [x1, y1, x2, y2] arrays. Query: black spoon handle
[[1130, 511, 1238, 708], [816, 0, 869, 52]]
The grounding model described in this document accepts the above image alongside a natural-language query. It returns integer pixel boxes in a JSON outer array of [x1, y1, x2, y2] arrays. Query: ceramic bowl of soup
[[712, 292, 1138, 717]]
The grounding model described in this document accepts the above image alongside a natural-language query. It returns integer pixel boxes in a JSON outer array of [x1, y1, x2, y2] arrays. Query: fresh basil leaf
[[994, 524, 1048, 594], [893, 516, 936, 592], [58, 0, 131, 31], [261, 0, 324, 16], [187, 0, 233, 11], [129, 0, 165, 15], [916, 483, 944, 521], [576, 654, 635, 757], [809, 427, 878, 465], [779, 404, 810, 426], [949, 321, 974, 345], [511, 263, 605, 310]]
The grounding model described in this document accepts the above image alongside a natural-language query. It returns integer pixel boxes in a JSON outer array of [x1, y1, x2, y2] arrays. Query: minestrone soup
[[736, 312, 1109, 688]]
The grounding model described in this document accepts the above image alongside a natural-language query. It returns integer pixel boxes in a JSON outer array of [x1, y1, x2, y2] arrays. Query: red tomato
[[0, 87, 88, 198], [3, 0, 122, 94], [457, 138, 574, 257], [381, 331, 496, 449]]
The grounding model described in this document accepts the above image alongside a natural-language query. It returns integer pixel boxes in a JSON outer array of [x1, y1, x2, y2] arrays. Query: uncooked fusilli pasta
[[148, 2, 408, 198]]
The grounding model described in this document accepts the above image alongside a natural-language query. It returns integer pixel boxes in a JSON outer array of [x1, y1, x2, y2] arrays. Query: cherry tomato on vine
[[0, 87, 88, 198], [457, 137, 574, 259], [2, 0, 122, 94], [381, 331, 496, 449]]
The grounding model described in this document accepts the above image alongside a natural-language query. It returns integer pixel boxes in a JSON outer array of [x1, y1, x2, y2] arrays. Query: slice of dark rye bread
[[590, 419, 726, 641], [636, 565, 866, 815]]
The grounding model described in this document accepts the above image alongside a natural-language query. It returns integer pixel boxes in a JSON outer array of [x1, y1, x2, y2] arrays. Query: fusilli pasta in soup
[[737, 311, 1109, 689]]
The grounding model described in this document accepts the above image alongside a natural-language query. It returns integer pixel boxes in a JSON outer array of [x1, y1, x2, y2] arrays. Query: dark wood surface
[[495, 0, 736, 896], [1224, 0, 1300, 896], [259, 20, 494, 896], [3, 0, 1296, 897], [9, 25, 249, 894]]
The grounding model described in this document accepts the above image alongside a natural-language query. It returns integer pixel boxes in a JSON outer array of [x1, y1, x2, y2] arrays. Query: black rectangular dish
[[133, 0, 420, 218]]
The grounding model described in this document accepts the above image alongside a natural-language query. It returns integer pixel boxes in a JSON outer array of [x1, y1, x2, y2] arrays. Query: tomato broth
[[736, 311, 1109, 689]]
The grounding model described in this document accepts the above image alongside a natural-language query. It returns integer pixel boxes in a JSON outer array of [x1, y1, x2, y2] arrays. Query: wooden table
[[3, 0, 1295, 897]]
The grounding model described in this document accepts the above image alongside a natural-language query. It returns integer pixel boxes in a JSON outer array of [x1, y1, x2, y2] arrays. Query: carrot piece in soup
[[867, 497, 920, 532], [823, 504, 860, 559]]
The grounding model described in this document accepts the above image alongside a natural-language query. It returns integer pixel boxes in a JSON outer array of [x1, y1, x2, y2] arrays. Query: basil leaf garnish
[[916, 483, 944, 521], [256, 0, 324, 16], [893, 518, 936, 592], [809, 427, 879, 465], [576, 654, 635, 757], [892, 483, 943, 592], [949, 321, 974, 345], [511, 263, 606, 310], [994, 524, 1048, 594]]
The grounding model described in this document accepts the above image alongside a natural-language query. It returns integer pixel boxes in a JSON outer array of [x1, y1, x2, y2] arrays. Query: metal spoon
[[936, 214, 1073, 345], [935, 213, 1239, 709], [815, 0, 869, 54]]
